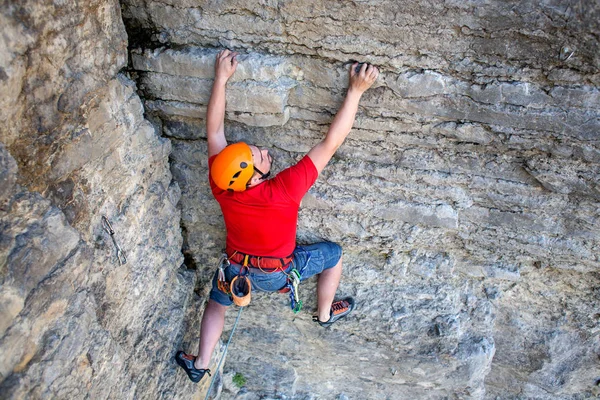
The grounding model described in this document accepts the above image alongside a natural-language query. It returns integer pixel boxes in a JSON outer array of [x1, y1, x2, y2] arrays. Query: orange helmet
[[211, 142, 254, 191]]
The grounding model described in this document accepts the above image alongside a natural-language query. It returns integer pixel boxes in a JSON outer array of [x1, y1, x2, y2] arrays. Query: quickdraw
[[101, 215, 127, 265], [218, 247, 312, 313], [285, 248, 311, 314], [288, 268, 302, 314]]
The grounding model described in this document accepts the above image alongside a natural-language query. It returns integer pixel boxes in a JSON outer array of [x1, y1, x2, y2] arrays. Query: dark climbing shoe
[[175, 351, 211, 383], [313, 297, 355, 327]]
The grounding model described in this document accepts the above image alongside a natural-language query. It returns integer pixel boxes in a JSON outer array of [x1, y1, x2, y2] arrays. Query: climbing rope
[[204, 305, 244, 400]]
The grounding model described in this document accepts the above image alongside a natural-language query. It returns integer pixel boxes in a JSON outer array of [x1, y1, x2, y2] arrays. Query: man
[[176, 50, 379, 382]]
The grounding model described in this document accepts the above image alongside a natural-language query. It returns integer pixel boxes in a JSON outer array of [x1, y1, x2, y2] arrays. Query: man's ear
[[247, 173, 260, 188]]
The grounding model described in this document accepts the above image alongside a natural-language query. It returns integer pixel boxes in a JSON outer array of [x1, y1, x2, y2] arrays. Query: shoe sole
[[175, 352, 202, 383], [319, 298, 355, 327]]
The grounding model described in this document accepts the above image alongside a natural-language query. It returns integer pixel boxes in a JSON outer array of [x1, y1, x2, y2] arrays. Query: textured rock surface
[[123, 1, 600, 399], [1, 0, 599, 399], [0, 1, 211, 399]]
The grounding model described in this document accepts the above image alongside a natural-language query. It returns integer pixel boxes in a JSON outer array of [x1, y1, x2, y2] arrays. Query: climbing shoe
[[175, 351, 211, 383], [313, 297, 355, 327]]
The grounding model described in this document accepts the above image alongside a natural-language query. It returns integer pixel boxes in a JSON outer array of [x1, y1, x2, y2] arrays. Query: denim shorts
[[209, 241, 342, 306]]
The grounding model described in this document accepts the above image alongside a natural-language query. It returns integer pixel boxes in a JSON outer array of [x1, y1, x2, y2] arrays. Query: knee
[[322, 242, 342, 270], [330, 242, 342, 265]]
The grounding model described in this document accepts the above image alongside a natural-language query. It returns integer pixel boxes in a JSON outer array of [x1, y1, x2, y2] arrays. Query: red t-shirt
[[209, 155, 318, 257]]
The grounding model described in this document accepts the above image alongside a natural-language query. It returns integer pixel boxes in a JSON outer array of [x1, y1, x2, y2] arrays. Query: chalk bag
[[230, 275, 251, 307]]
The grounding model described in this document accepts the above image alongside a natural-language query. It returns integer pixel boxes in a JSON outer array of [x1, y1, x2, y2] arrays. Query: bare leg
[[317, 257, 343, 322], [195, 299, 227, 369]]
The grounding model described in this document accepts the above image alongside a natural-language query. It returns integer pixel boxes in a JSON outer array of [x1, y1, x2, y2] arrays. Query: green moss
[[232, 372, 247, 388]]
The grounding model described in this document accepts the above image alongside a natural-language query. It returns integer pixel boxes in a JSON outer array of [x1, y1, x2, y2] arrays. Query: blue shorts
[[209, 241, 342, 307]]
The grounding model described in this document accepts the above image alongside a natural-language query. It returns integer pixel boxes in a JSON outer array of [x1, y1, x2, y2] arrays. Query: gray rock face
[[123, 1, 600, 399], [1, 1, 205, 399], [1, 0, 599, 399]]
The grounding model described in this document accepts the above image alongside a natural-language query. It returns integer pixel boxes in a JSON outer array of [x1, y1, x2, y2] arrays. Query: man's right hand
[[214, 50, 238, 84], [307, 61, 379, 175]]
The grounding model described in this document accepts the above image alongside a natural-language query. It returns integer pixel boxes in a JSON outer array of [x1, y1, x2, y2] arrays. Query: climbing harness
[[219, 247, 312, 312], [204, 306, 244, 400], [101, 215, 127, 265], [227, 247, 293, 272]]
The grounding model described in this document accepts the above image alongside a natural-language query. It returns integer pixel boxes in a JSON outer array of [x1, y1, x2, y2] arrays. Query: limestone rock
[[1, 0, 599, 399], [135, 47, 298, 127], [0, 1, 208, 399], [125, 1, 599, 399]]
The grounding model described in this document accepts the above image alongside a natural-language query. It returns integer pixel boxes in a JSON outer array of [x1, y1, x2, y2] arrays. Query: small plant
[[232, 372, 247, 388]]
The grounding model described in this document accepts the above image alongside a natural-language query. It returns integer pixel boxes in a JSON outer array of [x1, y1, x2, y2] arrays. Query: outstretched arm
[[207, 50, 238, 158], [307, 63, 379, 175]]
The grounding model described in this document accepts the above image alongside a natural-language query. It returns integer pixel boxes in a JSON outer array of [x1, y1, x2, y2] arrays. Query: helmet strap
[[253, 166, 271, 180]]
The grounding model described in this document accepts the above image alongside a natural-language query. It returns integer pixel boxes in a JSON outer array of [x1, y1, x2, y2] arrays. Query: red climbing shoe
[[175, 351, 211, 383], [313, 297, 355, 327]]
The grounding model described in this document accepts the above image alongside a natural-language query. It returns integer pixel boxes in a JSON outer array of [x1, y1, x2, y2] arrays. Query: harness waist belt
[[226, 247, 293, 272]]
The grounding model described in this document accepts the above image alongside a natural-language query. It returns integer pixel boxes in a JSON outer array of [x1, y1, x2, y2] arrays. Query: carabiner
[[101, 216, 114, 235], [115, 244, 127, 265], [288, 269, 302, 313], [102, 215, 127, 265], [217, 253, 231, 294]]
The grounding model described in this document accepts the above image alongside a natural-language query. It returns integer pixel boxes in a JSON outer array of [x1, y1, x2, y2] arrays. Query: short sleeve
[[274, 155, 318, 204]]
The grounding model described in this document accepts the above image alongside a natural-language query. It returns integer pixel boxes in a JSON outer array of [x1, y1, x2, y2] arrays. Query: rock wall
[[122, 1, 600, 399], [0, 1, 207, 399], [1, 0, 599, 399]]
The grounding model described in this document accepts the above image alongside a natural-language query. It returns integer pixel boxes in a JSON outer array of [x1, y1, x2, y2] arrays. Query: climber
[[175, 49, 379, 383]]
